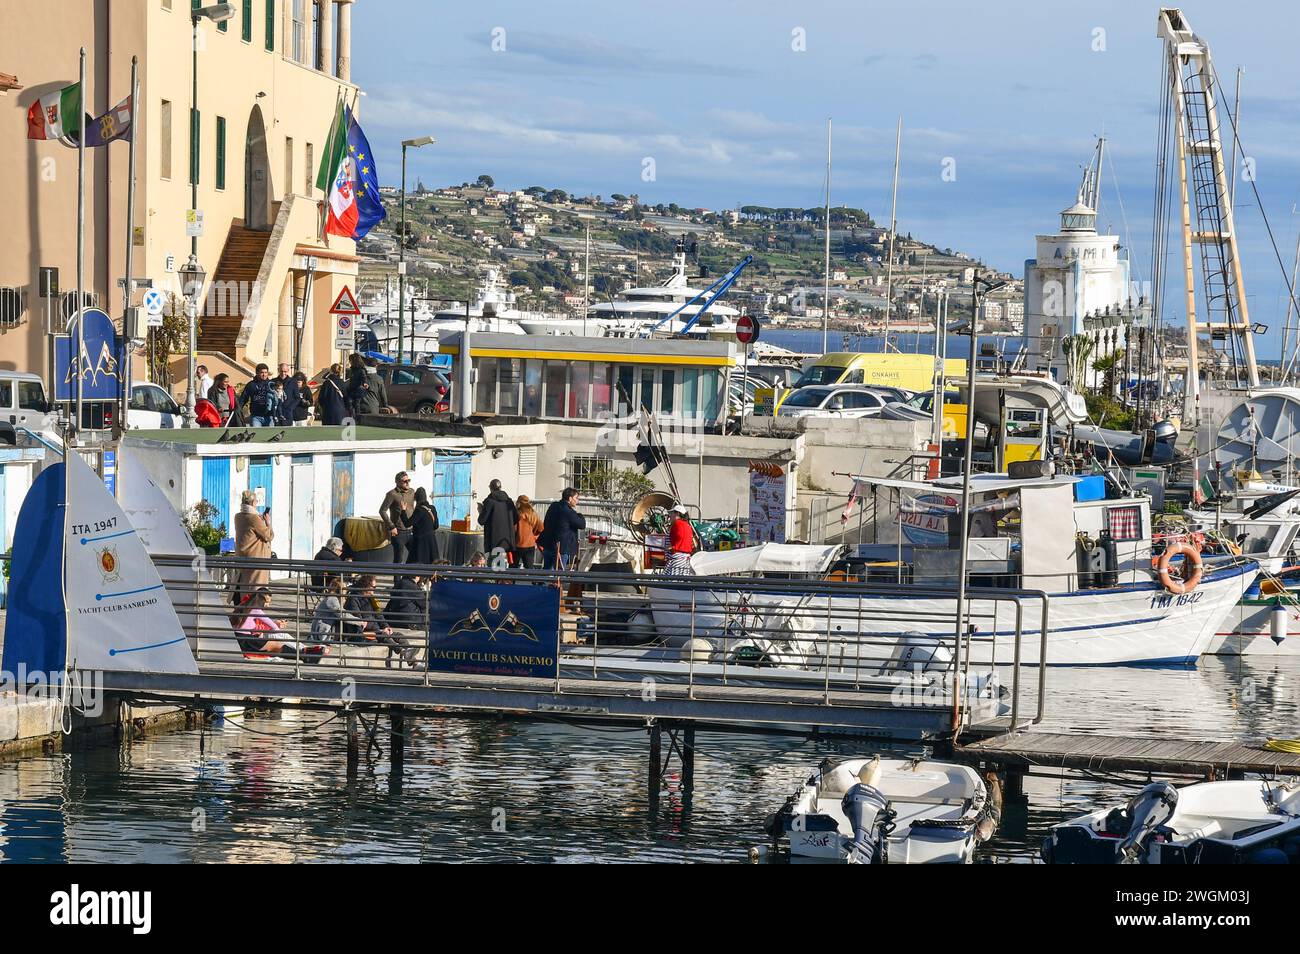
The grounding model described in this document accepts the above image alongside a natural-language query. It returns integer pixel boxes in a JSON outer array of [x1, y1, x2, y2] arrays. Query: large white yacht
[[588, 243, 741, 338], [362, 269, 531, 355]]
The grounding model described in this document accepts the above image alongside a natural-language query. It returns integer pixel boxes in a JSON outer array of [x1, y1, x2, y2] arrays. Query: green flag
[[315, 100, 346, 192]]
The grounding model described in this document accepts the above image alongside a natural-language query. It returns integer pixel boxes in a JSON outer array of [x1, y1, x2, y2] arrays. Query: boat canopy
[[689, 542, 844, 576]]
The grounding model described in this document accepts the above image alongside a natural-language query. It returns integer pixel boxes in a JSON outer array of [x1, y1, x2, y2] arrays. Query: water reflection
[[0, 658, 1296, 863]]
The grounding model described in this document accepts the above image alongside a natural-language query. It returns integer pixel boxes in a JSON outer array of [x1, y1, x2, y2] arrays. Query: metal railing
[[138, 553, 1048, 733]]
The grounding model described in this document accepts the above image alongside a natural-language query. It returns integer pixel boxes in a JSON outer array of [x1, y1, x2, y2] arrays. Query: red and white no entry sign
[[736, 314, 759, 344]]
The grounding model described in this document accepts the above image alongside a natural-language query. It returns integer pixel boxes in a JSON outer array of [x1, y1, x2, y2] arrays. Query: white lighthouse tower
[[1022, 142, 1143, 387]]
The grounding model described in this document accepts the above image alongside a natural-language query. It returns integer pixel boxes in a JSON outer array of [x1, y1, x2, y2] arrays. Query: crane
[[1156, 7, 1259, 416]]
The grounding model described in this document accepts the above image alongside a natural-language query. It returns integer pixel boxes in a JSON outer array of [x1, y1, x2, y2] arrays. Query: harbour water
[[1, 656, 1295, 863]]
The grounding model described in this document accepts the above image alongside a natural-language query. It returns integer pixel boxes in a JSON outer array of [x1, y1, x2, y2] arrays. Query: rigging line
[[1105, 148, 1141, 289]]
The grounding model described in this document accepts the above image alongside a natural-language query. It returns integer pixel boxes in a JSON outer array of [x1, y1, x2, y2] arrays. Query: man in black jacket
[[538, 486, 586, 570], [477, 479, 518, 560], [310, 536, 347, 593]]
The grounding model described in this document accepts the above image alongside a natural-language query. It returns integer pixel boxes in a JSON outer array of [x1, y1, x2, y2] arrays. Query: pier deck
[[956, 730, 1300, 779]]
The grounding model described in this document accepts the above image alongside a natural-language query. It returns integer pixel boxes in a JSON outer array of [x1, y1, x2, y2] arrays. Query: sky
[[352, 0, 1300, 357]]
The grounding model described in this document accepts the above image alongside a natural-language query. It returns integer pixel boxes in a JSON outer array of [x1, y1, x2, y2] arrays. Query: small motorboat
[[774, 756, 997, 863], [1042, 778, 1300, 864]]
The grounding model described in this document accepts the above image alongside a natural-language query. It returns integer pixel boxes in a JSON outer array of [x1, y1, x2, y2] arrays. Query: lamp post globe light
[[181, 4, 235, 426], [398, 135, 436, 366]]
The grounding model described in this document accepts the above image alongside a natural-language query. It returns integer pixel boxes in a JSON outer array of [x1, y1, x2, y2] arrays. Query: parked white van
[[0, 371, 50, 431]]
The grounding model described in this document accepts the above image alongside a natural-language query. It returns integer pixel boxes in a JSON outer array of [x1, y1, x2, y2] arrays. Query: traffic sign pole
[[736, 315, 759, 430]]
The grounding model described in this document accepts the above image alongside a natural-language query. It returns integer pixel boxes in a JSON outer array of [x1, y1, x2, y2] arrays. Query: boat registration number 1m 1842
[[1149, 591, 1202, 610]]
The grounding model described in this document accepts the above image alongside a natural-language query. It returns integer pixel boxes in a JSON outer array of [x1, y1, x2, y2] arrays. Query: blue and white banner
[[426, 580, 559, 679]]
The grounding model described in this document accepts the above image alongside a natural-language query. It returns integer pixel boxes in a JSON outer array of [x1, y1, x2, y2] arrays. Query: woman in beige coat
[[233, 490, 273, 603]]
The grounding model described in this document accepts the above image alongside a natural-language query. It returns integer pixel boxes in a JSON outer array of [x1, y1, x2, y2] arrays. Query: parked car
[[775, 385, 891, 419], [377, 363, 451, 416], [126, 383, 184, 429]]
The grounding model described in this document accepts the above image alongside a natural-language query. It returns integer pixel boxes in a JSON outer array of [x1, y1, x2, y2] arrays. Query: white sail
[[64, 451, 198, 674]]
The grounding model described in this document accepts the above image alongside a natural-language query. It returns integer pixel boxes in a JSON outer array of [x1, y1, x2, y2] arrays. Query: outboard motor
[[1116, 781, 1178, 864], [839, 758, 896, 864]]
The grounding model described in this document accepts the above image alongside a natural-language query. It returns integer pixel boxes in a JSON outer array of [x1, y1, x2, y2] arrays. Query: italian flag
[[318, 101, 357, 238], [27, 82, 81, 141]]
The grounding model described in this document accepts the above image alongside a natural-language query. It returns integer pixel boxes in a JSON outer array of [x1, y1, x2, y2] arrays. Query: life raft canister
[[1157, 541, 1203, 595]]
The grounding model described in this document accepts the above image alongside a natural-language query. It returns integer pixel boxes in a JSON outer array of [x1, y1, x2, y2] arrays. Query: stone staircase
[[199, 222, 272, 355]]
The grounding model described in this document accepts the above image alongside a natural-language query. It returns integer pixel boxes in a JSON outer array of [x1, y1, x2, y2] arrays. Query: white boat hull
[[648, 561, 1258, 666]]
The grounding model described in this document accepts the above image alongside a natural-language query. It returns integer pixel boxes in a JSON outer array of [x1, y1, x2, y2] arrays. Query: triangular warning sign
[[329, 285, 361, 315]]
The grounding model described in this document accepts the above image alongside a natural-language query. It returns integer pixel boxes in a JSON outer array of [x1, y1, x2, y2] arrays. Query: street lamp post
[[183, 3, 236, 426], [398, 135, 436, 365]]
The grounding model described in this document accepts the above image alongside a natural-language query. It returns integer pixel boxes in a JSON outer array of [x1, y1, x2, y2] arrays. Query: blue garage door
[[248, 456, 274, 512], [432, 454, 472, 526], [201, 456, 233, 549]]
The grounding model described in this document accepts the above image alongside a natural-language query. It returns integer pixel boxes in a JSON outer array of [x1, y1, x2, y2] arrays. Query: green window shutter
[[215, 116, 226, 190], [189, 108, 200, 186], [242, 1, 252, 41], [265, 0, 275, 51]]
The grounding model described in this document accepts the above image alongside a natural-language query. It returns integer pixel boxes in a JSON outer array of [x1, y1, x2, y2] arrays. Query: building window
[[616, 365, 635, 414], [544, 361, 567, 418], [570, 455, 612, 493], [189, 107, 200, 185], [304, 142, 313, 195], [0, 287, 24, 328], [639, 367, 655, 413], [284, 136, 293, 196], [163, 0, 173, 10], [475, 357, 497, 415], [570, 362, 590, 419], [241, 0, 253, 40], [291, 0, 307, 64], [215, 115, 226, 190], [591, 363, 613, 418], [160, 99, 172, 180], [497, 358, 521, 415], [264, 0, 275, 51], [523, 359, 542, 417], [311, 0, 321, 68], [660, 368, 675, 416], [217, 1, 228, 32]]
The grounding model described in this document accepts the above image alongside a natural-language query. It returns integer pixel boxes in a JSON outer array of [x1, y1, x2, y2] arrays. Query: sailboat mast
[[883, 116, 902, 350], [822, 118, 832, 354]]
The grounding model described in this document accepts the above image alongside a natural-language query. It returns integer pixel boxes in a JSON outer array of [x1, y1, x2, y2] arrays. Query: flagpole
[[121, 55, 139, 440], [75, 47, 87, 442]]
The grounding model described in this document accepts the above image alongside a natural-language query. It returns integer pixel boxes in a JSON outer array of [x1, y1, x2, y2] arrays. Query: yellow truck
[[790, 352, 967, 393]]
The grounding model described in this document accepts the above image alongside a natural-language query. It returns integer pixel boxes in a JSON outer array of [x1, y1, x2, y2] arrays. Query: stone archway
[[244, 104, 272, 230]]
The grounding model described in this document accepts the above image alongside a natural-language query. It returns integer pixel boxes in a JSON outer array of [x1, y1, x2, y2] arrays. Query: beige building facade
[[0, 0, 366, 393]]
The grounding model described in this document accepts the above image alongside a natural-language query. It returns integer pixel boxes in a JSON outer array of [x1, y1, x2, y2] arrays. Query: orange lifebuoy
[[1158, 541, 1203, 595]]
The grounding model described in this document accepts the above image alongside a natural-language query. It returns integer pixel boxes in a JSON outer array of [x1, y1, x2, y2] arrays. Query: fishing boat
[[1042, 778, 1300, 864], [775, 755, 995, 863], [645, 474, 1258, 666]]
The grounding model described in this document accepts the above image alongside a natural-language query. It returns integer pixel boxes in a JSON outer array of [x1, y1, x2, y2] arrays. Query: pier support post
[[390, 708, 405, 765], [648, 723, 662, 806], [346, 711, 360, 775], [681, 727, 696, 792], [1003, 766, 1025, 798]]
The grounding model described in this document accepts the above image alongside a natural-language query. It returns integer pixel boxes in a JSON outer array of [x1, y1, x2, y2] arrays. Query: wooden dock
[[956, 730, 1300, 779]]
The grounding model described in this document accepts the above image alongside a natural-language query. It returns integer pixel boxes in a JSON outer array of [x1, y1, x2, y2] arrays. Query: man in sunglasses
[[380, 471, 416, 564]]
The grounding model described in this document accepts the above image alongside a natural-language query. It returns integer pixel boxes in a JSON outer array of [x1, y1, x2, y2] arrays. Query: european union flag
[[345, 107, 385, 240]]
